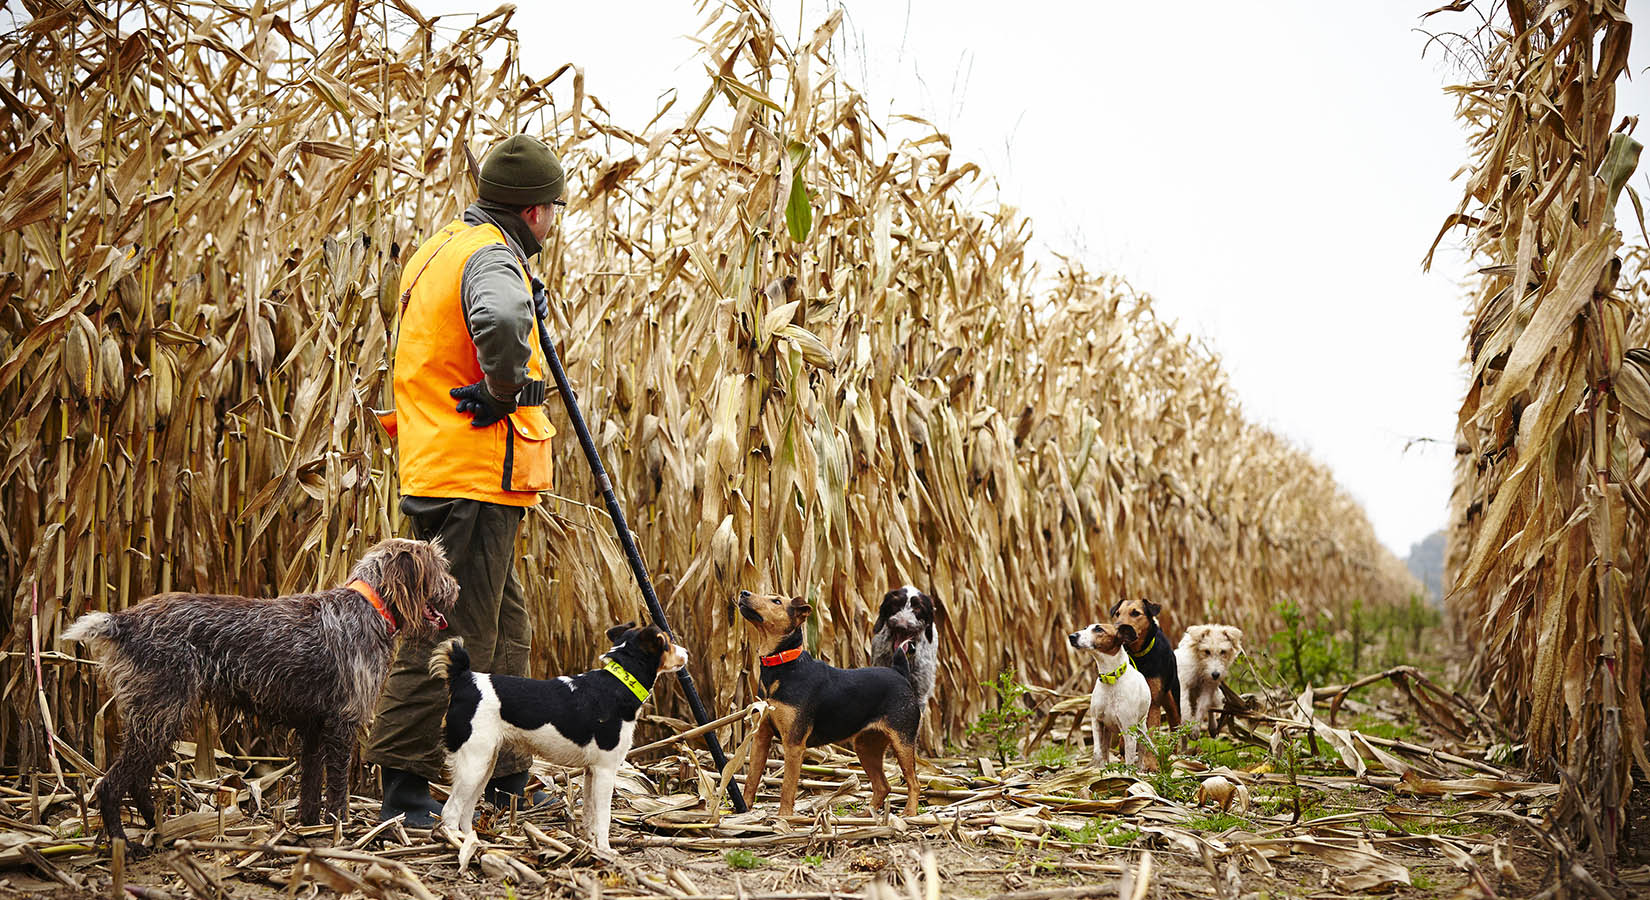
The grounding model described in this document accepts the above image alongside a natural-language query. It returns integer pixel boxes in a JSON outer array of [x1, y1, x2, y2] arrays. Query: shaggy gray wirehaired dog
[[63, 538, 458, 844]]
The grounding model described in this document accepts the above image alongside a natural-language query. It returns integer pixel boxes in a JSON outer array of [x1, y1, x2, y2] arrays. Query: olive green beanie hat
[[478, 134, 565, 207]]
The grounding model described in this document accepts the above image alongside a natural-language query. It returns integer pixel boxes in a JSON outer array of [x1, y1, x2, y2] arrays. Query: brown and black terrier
[[1111, 595, 1183, 730], [735, 590, 922, 817], [64, 538, 457, 843]]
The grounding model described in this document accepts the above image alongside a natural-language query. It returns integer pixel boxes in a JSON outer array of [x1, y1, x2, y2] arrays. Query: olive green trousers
[[364, 496, 532, 782]]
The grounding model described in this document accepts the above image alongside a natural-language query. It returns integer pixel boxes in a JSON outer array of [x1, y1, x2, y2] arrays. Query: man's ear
[[606, 622, 636, 643]]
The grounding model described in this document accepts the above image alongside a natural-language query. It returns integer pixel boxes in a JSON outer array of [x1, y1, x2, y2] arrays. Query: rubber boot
[[379, 767, 443, 827], [483, 770, 554, 810]]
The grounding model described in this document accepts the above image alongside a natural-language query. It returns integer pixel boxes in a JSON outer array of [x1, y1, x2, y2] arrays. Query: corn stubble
[[0, 1, 1413, 769], [1430, 0, 1648, 858]]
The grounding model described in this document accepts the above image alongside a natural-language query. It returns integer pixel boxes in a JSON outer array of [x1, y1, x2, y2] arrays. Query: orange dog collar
[[348, 579, 397, 634], [760, 648, 803, 666]]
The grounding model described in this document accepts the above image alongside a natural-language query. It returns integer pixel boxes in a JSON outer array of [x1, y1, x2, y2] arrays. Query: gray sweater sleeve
[[459, 243, 535, 386]]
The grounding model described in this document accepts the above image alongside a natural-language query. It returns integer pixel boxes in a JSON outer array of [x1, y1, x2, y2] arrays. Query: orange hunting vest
[[393, 221, 555, 506]]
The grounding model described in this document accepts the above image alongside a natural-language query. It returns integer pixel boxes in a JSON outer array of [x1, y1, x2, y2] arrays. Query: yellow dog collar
[[1126, 633, 1156, 660], [603, 657, 650, 702], [1097, 658, 1133, 685]]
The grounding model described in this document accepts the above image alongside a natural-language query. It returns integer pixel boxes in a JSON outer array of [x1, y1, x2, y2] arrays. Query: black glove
[[531, 277, 550, 321], [450, 381, 516, 428]]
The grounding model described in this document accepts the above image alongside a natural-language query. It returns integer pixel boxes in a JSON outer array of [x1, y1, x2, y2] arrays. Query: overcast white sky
[[440, 1, 1650, 558]]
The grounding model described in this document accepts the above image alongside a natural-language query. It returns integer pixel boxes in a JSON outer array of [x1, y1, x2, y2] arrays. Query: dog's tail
[[429, 638, 470, 684], [893, 638, 915, 682], [61, 611, 116, 645]]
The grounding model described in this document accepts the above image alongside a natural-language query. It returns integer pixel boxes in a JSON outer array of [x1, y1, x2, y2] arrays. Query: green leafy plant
[[724, 849, 766, 869], [1347, 715, 1416, 743], [1188, 733, 1267, 770], [803, 853, 824, 867], [1185, 810, 1247, 832], [1130, 722, 1197, 801], [1029, 742, 1077, 769], [1271, 597, 1350, 689], [967, 669, 1035, 764], [1050, 817, 1137, 847]]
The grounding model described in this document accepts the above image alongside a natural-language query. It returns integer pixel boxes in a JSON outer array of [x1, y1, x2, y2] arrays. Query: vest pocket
[[501, 410, 555, 492]]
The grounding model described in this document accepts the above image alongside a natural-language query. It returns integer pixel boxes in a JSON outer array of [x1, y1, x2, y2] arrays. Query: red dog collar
[[760, 648, 803, 666], [348, 579, 397, 634]]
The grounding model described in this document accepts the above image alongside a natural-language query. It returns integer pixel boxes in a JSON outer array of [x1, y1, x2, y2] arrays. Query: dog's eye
[[771, 597, 781, 605]]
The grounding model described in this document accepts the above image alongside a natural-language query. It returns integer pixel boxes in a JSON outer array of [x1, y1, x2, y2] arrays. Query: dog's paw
[[457, 832, 482, 871]]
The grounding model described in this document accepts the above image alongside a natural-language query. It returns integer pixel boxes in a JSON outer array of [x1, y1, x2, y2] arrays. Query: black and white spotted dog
[[430, 623, 689, 858], [869, 585, 938, 711]]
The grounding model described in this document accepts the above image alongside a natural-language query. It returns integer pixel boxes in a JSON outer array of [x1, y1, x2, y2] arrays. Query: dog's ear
[[636, 625, 669, 655], [1107, 597, 1123, 617], [1143, 598, 1161, 618], [1117, 623, 1138, 643], [873, 590, 897, 632], [606, 622, 637, 644], [1226, 626, 1245, 651], [788, 598, 813, 622]]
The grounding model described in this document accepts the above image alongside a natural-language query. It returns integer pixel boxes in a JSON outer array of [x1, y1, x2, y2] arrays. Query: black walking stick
[[531, 299, 749, 814]]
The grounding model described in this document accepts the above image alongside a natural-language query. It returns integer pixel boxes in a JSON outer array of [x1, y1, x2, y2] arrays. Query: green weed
[[967, 669, 1035, 764], [1184, 810, 1248, 832], [1130, 722, 1197, 802], [1051, 817, 1137, 847], [724, 849, 766, 869], [1029, 742, 1078, 769], [1348, 716, 1416, 742], [803, 853, 824, 867], [1188, 733, 1266, 769], [1271, 597, 1350, 690]]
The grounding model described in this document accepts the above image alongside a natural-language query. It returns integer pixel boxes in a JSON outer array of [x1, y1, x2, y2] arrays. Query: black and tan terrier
[[1111, 595, 1183, 730], [735, 590, 922, 817]]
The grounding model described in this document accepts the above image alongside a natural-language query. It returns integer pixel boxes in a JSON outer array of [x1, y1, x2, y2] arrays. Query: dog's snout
[[738, 590, 752, 601], [1067, 632, 1080, 647]]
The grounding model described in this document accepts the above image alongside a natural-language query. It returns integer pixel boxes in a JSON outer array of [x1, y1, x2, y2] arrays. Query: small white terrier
[[1175, 624, 1244, 736], [1068, 622, 1151, 766]]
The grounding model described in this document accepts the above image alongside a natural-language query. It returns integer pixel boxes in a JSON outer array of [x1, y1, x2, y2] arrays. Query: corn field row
[[0, 0, 1415, 775], [1432, 0, 1650, 860]]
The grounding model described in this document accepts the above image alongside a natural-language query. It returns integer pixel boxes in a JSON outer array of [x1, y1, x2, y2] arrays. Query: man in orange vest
[[366, 134, 566, 825]]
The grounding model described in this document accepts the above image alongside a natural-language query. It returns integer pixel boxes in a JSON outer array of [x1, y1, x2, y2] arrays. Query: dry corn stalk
[[1428, 0, 1648, 858]]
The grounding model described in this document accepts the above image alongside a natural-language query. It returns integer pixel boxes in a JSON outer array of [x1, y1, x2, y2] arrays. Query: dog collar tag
[[348, 579, 397, 635], [1097, 659, 1131, 685], [759, 648, 802, 666], [602, 657, 650, 702]]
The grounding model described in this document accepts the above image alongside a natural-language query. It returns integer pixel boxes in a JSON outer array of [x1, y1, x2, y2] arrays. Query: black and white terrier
[[869, 585, 938, 711], [430, 623, 689, 859]]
